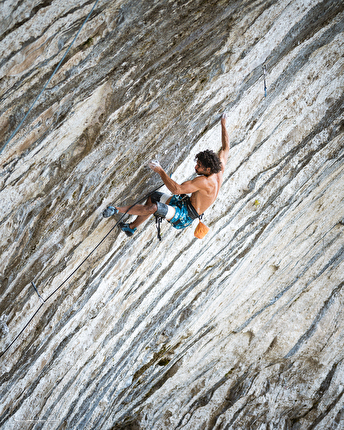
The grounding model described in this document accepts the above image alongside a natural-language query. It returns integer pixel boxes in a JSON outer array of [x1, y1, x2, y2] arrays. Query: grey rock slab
[[0, 0, 344, 429]]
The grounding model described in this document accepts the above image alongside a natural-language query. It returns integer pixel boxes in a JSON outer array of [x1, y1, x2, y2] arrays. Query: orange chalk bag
[[194, 218, 209, 239]]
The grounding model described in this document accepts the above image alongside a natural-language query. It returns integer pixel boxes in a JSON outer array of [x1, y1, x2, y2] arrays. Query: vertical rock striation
[[0, 0, 343, 428]]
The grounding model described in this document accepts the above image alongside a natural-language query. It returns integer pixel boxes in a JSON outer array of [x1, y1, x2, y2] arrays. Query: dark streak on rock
[[285, 278, 344, 359]]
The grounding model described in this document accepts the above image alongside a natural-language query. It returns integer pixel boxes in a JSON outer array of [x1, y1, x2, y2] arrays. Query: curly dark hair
[[195, 150, 222, 174]]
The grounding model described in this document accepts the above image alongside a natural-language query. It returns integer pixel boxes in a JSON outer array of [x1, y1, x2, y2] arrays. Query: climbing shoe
[[102, 206, 118, 218], [119, 222, 137, 237]]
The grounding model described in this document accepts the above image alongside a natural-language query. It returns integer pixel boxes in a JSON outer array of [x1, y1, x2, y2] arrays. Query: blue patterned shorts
[[168, 195, 196, 230], [150, 192, 200, 230]]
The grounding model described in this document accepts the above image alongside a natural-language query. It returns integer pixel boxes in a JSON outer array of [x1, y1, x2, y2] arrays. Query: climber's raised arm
[[218, 113, 230, 171]]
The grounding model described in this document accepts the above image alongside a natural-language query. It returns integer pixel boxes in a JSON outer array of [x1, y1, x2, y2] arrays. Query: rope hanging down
[[0, 184, 163, 358], [0, 0, 100, 156]]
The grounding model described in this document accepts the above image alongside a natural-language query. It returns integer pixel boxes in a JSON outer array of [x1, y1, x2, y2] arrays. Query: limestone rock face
[[1, 0, 344, 429]]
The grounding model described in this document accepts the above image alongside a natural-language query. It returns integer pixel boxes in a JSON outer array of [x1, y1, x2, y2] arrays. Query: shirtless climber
[[103, 113, 230, 236]]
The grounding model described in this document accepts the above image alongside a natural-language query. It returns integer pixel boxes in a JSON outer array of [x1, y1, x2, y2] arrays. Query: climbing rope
[[0, 183, 164, 358], [0, 0, 100, 156], [263, 65, 267, 97]]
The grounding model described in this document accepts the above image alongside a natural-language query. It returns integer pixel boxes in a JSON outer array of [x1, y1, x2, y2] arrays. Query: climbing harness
[[154, 194, 207, 240], [0, 0, 100, 156], [0, 183, 164, 358]]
